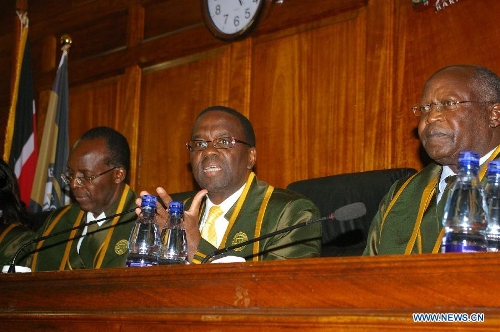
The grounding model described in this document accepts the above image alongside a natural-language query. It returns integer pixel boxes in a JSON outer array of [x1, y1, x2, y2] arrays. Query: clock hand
[[239, 0, 243, 6]]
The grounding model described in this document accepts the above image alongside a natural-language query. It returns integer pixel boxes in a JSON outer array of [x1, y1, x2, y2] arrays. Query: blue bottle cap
[[458, 151, 479, 169], [487, 160, 500, 176], [141, 195, 157, 209], [169, 201, 184, 214]]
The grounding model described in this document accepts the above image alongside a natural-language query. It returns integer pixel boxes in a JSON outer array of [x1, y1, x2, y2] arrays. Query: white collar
[[87, 211, 106, 226], [441, 149, 495, 180], [204, 183, 246, 216], [438, 149, 495, 202]]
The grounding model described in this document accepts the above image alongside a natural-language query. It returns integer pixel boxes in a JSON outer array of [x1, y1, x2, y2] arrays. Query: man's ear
[[247, 148, 256, 170], [490, 103, 500, 128], [114, 167, 126, 183]]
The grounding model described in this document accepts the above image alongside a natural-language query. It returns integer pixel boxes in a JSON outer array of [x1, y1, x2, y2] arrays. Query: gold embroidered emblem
[[115, 239, 128, 255], [231, 232, 248, 251]]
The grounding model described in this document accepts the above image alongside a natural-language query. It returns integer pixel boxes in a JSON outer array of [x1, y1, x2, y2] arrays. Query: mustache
[[422, 127, 450, 138]]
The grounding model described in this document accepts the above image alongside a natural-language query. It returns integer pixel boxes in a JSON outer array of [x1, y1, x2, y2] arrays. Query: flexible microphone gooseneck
[[201, 202, 367, 263], [7, 207, 137, 273]]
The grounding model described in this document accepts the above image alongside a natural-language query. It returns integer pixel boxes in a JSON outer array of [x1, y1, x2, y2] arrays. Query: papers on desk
[[2, 265, 31, 273], [211, 256, 246, 263]]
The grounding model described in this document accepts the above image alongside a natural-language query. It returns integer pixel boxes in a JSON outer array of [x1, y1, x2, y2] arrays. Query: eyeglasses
[[185, 137, 251, 152], [61, 166, 118, 186], [411, 100, 489, 117]]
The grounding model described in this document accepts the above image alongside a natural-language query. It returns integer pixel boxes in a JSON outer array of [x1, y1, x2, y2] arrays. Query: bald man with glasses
[[364, 64, 500, 256], [31, 127, 137, 271]]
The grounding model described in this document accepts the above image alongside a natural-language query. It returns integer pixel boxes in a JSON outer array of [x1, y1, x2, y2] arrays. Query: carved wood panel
[[2, 0, 500, 196]]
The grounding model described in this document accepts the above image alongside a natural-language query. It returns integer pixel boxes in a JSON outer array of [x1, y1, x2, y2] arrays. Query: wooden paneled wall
[[1, 0, 500, 196]]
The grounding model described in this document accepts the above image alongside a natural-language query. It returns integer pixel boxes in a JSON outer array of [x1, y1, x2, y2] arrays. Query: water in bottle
[[159, 201, 188, 265], [484, 160, 500, 252], [126, 195, 160, 267], [441, 151, 488, 253]]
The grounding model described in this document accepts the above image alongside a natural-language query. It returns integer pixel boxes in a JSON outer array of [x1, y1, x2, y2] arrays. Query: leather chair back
[[286, 168, 417, 256]]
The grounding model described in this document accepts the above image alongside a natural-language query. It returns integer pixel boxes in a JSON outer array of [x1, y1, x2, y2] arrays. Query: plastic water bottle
[[126, 195, 160, 267], [441, 151, 488, 253], [483, 160, 500, 252], [159, 201, 188, 264]]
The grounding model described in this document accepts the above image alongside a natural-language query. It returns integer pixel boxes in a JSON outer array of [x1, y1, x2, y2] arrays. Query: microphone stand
[[7, 207, 137, 273], [201, 214, 333, 264]]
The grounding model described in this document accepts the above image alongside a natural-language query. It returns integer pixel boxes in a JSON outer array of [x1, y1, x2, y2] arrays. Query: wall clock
[[200, 0, 273, 42]]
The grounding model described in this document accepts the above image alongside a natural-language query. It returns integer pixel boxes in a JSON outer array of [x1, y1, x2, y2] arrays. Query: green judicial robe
[[187, 172, 321, 264], [0, 223, 35, 267], [364, 147, 500, 256], [31, 185, 137, 271]]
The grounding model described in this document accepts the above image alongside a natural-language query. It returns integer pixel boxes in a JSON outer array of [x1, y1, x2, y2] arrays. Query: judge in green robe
[[184, 171, 320, 263], [31, 127, 137, 271], [0, 159, 35, 268], [0, 224, 34, 267], [364, 65, 500, 256], [140, 106, 321, 263]]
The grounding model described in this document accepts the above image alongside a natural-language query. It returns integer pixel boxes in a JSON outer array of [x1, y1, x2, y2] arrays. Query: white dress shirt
[[77, 211, 106, 253], [437, 149, 495, 203], [199, 185, 245, 248]]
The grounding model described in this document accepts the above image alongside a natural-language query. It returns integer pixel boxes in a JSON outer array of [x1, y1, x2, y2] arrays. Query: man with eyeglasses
[[31, 127, 137, 271], [364, 64, 500, 256], [138, 105, 321, 263]]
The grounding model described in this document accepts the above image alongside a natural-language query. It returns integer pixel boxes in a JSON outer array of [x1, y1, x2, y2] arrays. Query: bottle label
[[442, 243, 487, 253], [126, 261, 155, 267]]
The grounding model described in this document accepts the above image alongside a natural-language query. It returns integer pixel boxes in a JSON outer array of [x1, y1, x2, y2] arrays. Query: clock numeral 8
[[202, 0, 270, 41]]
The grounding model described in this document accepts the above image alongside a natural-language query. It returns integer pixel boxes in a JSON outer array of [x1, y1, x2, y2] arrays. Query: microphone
[[201, 202, 366, 263], [7, 207, 137, 273]]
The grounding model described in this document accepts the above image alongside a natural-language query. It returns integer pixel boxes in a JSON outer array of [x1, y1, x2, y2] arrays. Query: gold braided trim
[[60, 211, 85, 270], [417, 229, 422, 253], [191, 201, 208, 264], [432, 228, 445, 253], [93, 242, 106, 267], [378, 172, 418, 243], [94, 185, 131, 268], [0, 224, 17, 242], [31, 205, 72, 270], [192, 252, 207, 263], [431, 145, 500, 253], [479, 145, 500, 179], [404, 181, 437, 254], [252, 185, 274, 261], [220, 172, 256, 247]]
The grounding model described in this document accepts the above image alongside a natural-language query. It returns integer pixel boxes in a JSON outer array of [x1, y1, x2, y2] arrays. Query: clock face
[[205, 0, 264, 38]]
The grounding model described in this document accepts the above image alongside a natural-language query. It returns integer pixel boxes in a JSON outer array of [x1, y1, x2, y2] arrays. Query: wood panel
[[364, 0, 397, 169], [68, 76, 123, 144], [394, 0, 500, 171], [251, 9, 368, 187], [1, 253, 499, 331], [67, 70, 143, 184], [138, 49, 231, 193], [3, 0, 500, 196]]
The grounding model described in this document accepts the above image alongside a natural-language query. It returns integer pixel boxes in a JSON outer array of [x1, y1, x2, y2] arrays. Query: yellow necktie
[[201, 206, 223, 247]]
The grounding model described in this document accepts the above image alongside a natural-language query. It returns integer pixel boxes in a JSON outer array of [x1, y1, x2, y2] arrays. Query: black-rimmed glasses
[[61, 166, 119, 186], [185, 137, 251, 152], [411, 100, 491, 117]]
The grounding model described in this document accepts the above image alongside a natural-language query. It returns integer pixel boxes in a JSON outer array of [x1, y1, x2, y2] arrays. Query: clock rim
[[200, 0, 273, 42]]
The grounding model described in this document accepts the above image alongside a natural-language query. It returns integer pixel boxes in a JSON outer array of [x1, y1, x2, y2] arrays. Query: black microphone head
[[333, 202, 366, 221]]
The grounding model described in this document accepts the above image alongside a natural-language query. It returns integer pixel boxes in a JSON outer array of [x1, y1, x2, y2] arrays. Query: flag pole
[[3, 11, 29, 162], [29, 34, 73, 213]]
